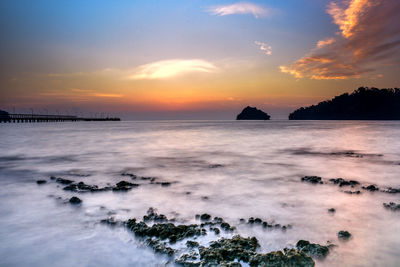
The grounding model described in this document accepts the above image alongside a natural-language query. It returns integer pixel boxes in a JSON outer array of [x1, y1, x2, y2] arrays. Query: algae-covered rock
[[296, 240, 329, 258], [126, 219, 204, 242], [199, 235, 259, 264], [249, 248, 314, 267], [186, 240, 200, 248]]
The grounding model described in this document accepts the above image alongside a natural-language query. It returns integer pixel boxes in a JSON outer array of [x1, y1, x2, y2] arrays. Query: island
[[236, 106, 271, 120], [289, 87, 400, 120]]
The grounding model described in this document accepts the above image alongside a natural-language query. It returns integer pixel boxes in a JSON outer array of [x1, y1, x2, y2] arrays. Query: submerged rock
[[382, 187, 400, 194], [236, 106, 271, 120], [329, 178, 359, 187], [69, 196, 82, 205], [143, 207, 168, 222], [383, 202, 400, 211], [301, 176, 323, 184], [55, 177, 74, 185], [362, 185, 379, 191], [296, 240, 329, 259], [343, 190, 361, 194], [338, 230, 351, 240], [63, 181, 104, 192], [36, 180, 47, 185], [246, 217, 290, 231], [113, 181, 139, 191]]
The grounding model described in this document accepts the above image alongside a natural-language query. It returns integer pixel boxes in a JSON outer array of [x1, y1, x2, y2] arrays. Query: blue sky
[[1, 0, 399, 119]]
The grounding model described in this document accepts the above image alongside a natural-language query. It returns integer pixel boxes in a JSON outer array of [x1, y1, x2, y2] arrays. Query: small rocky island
[[289, 87, 400, 120], [236, 106, 271, 120]]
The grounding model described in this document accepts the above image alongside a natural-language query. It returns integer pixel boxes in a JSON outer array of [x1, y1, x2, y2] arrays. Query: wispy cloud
[[316, 38, 335, 48], [93, 93, 123, 98], [255, 41, 272, 55], [127, 59, 218, 80], [207, 2, 268, 18], [280, 0, 400, 80]]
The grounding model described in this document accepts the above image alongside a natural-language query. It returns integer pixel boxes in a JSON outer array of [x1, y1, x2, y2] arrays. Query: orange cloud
[[280, 0, 400, 80], [127, 59, 218, 80], [317, 38, 335, 48]]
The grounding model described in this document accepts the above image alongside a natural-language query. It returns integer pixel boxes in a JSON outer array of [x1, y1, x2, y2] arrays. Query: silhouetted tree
[[289, 87, 400, 120]]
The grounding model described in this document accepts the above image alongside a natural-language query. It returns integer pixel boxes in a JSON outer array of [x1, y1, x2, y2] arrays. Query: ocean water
[[0, 120, 399, 266]]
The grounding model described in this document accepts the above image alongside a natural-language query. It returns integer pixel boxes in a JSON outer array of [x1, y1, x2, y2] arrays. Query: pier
[[0, 113, 121, 123]]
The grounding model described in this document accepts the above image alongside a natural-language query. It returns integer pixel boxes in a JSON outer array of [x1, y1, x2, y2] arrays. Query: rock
[[254, 218, 262, 224], [338, 230, 351, 240], [123, 210, 314, 266], [199, 235, 260, 264], [100, 217, 119, 226], [382, 187, 400, 194], [328, 208, 336, 213], [146, 238, 175, 256], [200, 213, 211, 221], [121, 172, 138, 179], [296, 240, 330, 258], [143, 208, 168, 222], [175, 252, 200, 266], [301, 176, 323, 184], [220, 222, 235, 232], [209, 164, 223, 168], [113, 181, 139, 191], [55, 177, 74, 184], [383, 202, 400, 211], [69, 196, 82, 205], [211, 227, 220, 235], [343, 190, 361, 194], [186, 240, 200, 248], [362, 185, 379, 191], [126, 219, 204, 242], [63, 181, 105, 192], [250, 249, 315, 267], [236, 106, 271, 120], [329, 178, 359, 187], [36, 180, 47, 185]]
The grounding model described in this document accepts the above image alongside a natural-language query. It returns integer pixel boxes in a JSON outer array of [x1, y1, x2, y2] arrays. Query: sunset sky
[[1, 0, 399, 119]]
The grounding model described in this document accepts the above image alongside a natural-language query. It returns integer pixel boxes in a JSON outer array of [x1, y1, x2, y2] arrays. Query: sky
[[0, 0, 399, 120]]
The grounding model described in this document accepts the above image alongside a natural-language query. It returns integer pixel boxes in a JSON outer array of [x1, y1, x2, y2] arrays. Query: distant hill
[[236, 106, 270, 120], [289, 87, 400, 120]]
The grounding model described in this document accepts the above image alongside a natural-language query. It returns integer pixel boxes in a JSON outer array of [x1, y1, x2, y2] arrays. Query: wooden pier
[[0, 113, 121, 123]]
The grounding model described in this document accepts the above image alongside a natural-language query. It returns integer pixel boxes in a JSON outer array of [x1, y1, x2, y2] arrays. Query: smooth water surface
[[0, 121, 399, 266]]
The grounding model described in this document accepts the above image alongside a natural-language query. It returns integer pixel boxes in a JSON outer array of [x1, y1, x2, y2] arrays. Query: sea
[[0, 120, 399, 266]]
